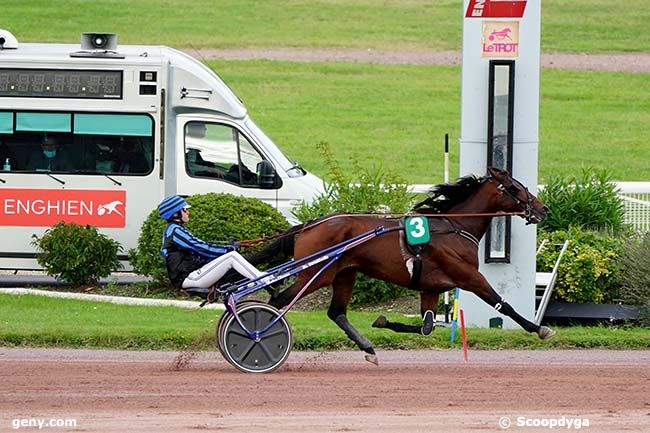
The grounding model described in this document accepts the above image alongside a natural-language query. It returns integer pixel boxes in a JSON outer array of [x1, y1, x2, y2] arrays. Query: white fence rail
[[618, 182, 650, 232], [407, 182, 650, 232]]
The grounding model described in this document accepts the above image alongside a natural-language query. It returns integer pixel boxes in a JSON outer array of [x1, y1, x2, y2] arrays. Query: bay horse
[[247, 167, 553, 364]]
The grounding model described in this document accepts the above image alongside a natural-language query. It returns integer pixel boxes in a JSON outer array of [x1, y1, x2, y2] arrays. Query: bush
[[537, 228, 623, 304], [129, 193, 289, 287], [616, 232, 650, 325], [538, 168, 625, 233], [292, 142, 412, 304], [32, 222, 122, 286]]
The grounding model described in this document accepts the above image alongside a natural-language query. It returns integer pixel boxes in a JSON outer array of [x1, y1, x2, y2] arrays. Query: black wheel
[[216, 311, 231, 359], [219, 302, 292, 373], [215, 299, 257, 359]]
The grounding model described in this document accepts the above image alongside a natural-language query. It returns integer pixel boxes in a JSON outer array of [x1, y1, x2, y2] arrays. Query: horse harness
[[486, 174, 538, 224], [399, 216, 480, 290], [399, 172, 534, 289]]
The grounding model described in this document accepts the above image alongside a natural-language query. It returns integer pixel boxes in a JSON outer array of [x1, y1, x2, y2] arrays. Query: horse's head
[[486, 167, 548, 224]]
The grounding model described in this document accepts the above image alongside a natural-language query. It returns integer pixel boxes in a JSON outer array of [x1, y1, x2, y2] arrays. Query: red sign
[[0, 189, 126, 228], [465, 0, 527, 18]]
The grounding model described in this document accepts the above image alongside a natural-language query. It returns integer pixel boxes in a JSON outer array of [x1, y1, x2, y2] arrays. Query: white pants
[[182, 251, 264, 289]]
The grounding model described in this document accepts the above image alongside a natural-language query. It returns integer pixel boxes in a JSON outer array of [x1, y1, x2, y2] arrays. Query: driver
[[158, 195, 265, 291]]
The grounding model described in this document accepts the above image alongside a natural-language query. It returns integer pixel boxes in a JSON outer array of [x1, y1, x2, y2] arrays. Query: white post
[[443, 134, 450, 322], [459, 0, 541, 328]]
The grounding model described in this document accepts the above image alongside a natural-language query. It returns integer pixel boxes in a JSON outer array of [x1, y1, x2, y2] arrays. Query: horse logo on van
[[97, 200, 124, 217]]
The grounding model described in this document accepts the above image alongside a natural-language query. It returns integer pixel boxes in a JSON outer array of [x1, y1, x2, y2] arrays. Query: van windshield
[[244, 117, 295, 172], [0, 111, 154, 175]]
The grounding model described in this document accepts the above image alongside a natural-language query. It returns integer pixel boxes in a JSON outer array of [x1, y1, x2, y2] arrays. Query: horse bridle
[[488, 173, 537, 224]]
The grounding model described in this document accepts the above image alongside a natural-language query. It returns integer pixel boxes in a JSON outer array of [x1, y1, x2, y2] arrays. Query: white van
[[0, 30, 323, 270]]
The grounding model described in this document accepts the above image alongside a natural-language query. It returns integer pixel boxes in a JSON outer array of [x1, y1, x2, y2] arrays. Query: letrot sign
[[482, 21, 520, 58]]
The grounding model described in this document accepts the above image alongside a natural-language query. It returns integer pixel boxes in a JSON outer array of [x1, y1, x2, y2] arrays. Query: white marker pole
[[444, 133, 450, 323]]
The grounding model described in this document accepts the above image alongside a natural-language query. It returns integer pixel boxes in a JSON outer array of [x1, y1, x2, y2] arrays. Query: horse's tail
[[245, 223, 305, 268]]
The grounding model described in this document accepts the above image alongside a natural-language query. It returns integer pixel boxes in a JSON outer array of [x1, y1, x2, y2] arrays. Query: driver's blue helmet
[[158, 195, 190, 220]]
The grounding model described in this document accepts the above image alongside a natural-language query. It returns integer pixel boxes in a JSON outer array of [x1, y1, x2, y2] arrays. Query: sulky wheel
[[215, 299, 257, 359], [219, 302, 292, 373], [216, 311, 231, 359]]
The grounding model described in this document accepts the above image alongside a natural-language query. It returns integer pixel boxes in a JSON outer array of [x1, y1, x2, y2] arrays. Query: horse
[[247, 167, 553, 364]]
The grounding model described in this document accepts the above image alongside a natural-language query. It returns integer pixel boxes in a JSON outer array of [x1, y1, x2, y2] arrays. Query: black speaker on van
[[81, 33, 117, 51]]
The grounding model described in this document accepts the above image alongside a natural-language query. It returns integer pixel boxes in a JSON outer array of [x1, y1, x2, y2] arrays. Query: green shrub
[[537, 228, 623, 304], [32, 222, 122, 286], [616, 232, 650, 325], [538, 168, 625, 233], [292, 142, 412, 304], [129, 193, 289, 287]]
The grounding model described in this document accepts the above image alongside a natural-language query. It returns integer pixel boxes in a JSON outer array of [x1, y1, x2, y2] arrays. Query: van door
[[175, 116, 280, 206]]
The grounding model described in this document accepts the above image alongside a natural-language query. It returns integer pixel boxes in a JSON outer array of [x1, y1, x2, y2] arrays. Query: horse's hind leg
[[371, 316, 420, 334], [372, 292, 438, 336], [268, 269, 321, 310], [328, 269, 378, 365]]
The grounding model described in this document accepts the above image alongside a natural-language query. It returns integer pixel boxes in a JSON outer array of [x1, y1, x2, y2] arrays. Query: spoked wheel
[[218, 302, 292, 373]]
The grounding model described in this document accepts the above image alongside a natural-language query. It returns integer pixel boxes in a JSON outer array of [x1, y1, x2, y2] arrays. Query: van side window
[[184, 122, 271, 188], [0, 111, 154, 175]]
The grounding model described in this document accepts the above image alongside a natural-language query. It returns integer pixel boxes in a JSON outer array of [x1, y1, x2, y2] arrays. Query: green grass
[[1, 294, 648, 351], [543, 0, 650, 53], [4, 0, 650, 52], [540, 69, 650, 181], [214, 60, 460, 184], [210, 60, 650, 184]]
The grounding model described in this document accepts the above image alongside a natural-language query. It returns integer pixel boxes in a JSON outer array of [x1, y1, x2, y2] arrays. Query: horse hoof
[[372, 315, 388, 328], [364, 353, 379, 365], [421, 310, 435, 336], [421, 323, 435, 336], [538, 326, 556, 340]]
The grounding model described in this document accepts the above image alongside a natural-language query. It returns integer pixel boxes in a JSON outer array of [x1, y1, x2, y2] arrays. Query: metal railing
[[534, 239, 570, 325]]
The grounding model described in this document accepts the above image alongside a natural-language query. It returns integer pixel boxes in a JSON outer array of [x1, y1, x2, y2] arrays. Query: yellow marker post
[[450, 288, 460, 342]]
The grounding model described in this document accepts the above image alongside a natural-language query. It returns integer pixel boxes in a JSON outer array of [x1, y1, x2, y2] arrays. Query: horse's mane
[[413, 174, 486, 214]]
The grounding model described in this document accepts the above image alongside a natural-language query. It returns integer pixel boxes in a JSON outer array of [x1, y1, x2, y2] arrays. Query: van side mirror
[[257, 160, 277, 189]]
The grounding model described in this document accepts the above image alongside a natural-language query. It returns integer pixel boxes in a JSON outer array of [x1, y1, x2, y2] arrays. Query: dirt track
[[191, 49, 650, 73], [1, 348, 649, 432]]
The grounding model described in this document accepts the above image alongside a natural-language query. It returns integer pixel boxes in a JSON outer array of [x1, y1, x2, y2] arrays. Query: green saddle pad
[[405, 216, 431, 246]]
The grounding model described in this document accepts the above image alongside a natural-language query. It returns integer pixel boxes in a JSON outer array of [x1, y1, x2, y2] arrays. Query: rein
[[239, 210, 525, 247]]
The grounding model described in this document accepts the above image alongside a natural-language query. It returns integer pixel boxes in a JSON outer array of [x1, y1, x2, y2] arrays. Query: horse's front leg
[[465, 271, 555, 340], [372, 292, 439, 336], [420, 292, 438, 335]]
